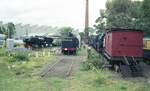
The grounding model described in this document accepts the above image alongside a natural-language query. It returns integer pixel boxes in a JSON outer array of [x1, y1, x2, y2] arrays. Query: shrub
[[81, 49, 103, 71], [81, 62, 91, 71], [14, 52, 29, 61], [8, 52, 29, 62]]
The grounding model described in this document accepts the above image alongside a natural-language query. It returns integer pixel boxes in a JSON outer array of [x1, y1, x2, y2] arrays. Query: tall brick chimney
[[85, 0, 89, 29], [85, 0, 89, 37]]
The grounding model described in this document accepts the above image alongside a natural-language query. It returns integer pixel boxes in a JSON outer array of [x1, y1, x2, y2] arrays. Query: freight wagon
[[103, 28, 143, 63], [102, 28, 143, 76], [88, 28, 144, 76]]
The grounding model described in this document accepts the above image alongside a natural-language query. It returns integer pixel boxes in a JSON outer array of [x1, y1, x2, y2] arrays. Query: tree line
[[94, 0, 150, 36], [0, 22, 79, 39], [0, 22, 15, 38]]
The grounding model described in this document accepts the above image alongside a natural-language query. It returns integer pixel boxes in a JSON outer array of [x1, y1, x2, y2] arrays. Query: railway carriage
[[143, 37, 150, 60]]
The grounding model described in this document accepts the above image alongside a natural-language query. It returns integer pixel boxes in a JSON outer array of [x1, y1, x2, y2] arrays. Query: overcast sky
[[0, 0, 106, 30]]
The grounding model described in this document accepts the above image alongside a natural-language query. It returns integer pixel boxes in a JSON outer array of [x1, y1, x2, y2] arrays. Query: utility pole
[[85, 0, 89, 42]]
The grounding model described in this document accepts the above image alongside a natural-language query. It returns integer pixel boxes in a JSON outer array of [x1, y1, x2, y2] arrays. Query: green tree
[[94, 9, 107, 33], [88, 27, 95, 35], [0, 27, 3, 34], [94, 0, 143, 32], [130, 1, 143, 29], [79, 32, 85, 42], [105, 0, 133, 28], [0, 22, 6, 34], [6, 22, 16, 38], [0, 26, 6, 34], [59, 27, 74, 37], [141, 0, 150, 35], [79, 32, 85, 37]]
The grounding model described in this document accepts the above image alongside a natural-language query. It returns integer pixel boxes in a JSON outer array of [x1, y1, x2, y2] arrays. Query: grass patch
[[54, 70, 150, 91], [93, 76, 106, 86], [0, 48, 6, 56], [0, 48, 56, 91], [61, 47, 150, 91], [1, 47, 150, 91], [48, 78, 68, 91], [135, 85, 150, 91]]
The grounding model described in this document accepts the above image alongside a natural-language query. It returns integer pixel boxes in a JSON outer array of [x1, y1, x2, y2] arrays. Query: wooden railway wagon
[[143, 37, 150, 60], [103, 28, 143, 76], [103, 28, 143, 63]]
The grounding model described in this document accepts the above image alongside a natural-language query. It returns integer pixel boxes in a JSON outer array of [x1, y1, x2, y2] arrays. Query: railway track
[[40, 56, 76, 78]]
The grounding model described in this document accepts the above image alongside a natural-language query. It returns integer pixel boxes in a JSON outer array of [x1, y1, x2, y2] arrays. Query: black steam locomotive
[[61, 33, 79, 55], [23, 36, 53, 49]]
